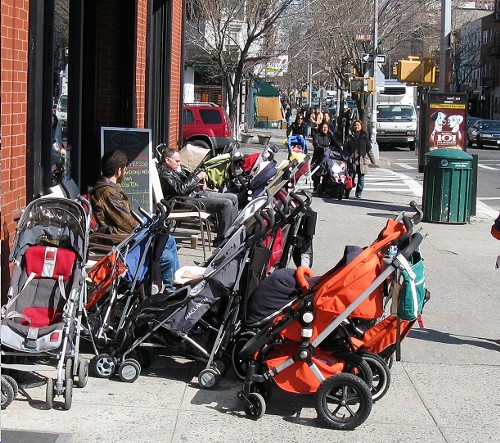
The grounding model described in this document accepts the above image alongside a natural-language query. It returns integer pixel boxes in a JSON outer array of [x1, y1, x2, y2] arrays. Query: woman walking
[[345, 119, 377, 198]]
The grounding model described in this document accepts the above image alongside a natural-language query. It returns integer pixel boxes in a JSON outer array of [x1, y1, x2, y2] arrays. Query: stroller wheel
[[361, 353, 391, 402], [64, 378, 73, 410], [91, 353, 117, 379], [1, 376, 15, 410], [198, 367, 221, 390], [2, 375, 19, 399], [45, 377, 55, 409], [65, 357, 73, 382], [335, 352, 373, 389], [315, 373, 373, 430], [231, 331, 256, 381], [118, 359, 141, 383], [76, 358, 90, 388], [244, 392, 266, 419]]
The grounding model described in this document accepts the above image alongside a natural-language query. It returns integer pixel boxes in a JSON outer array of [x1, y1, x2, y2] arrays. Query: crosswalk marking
[[395, 162, 417, 170], [478, 164, 499, 171]]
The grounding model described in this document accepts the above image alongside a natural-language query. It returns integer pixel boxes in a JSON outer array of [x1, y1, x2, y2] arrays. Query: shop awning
[[256, 96, 283, 122]]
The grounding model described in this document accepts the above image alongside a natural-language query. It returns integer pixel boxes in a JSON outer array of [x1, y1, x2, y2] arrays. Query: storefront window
[[51, 0, 70, 185]]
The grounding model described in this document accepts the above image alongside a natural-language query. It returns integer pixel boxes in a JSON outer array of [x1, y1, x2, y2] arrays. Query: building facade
[[1, 0, 184, 300]]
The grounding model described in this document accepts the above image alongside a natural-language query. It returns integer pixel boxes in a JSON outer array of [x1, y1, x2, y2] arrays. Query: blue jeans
[[354, 166, 365, 197], [159, 235, 180, 291]]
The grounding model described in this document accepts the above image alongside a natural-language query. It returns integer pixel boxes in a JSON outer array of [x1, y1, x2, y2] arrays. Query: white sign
[[254, 55, 289, 77], [362, 54, 386, 64]]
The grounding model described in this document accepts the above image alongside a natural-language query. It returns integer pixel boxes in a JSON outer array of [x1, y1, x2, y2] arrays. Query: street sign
[[362, 54, 386, 64]]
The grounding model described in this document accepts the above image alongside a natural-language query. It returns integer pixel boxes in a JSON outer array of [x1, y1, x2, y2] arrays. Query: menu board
[[101, 127, 153, 212]]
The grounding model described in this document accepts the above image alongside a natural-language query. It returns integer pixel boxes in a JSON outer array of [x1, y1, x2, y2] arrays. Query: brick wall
[[1, 0, 29, 299], [168, 0, 183, 146], [136, 0, 148, 128]]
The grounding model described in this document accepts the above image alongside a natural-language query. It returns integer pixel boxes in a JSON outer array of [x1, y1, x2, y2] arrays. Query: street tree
[[185, 0, 297, 128]]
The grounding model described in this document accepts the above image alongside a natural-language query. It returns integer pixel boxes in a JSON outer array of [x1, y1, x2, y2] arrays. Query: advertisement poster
[[427, 95, 467, 151]]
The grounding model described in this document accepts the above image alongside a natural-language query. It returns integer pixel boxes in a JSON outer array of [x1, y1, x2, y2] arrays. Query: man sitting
[[158, 147, 238, 247], [90, 150, 179, 292]]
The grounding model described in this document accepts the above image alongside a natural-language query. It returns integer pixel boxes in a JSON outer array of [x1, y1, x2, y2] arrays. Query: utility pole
[[370, 0, 380, 160], [439, 0, 452, 92]]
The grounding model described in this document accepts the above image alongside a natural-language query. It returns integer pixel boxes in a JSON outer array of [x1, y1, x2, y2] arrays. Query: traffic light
[[396, 56, 438, 86], [366, 77, 374, 93], [350, 78, 364, 93], [397, 59, 421, 83]]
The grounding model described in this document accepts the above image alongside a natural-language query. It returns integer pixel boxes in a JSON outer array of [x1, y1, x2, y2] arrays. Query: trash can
[[422, 149, 473, 223]]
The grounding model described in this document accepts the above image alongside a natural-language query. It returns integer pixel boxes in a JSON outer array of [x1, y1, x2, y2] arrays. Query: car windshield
[[480, 120, 500, 130], [377, 105, 415, 121]]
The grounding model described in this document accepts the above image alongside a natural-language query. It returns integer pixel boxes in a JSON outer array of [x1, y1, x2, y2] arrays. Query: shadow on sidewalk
[[409, 328, 500, 352]]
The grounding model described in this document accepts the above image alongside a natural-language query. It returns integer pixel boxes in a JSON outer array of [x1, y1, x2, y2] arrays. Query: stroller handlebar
[[399, 232, 423, 260], [409, 200, 424, 224]]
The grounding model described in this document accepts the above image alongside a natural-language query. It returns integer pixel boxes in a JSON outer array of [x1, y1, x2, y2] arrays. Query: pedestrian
[[304, 107, 313, 137], [158, 146, 238, 247], [90, 150, 180, 292], [310, 107, 323, 136], [312, 122, 343, 191], [343, 107, 352, 142], [345, 119, 377, 199], [286, 113, 307, 137]]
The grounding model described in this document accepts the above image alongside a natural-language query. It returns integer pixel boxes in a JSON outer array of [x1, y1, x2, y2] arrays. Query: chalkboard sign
[[101, 127, 153, 212]]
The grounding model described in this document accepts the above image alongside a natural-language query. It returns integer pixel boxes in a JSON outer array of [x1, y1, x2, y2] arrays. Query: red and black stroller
[[1, 196, 92, 410], [237, 203, 427, 430]]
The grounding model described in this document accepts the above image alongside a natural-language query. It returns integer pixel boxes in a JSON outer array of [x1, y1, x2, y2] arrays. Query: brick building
[[0, 0, 185, 299]]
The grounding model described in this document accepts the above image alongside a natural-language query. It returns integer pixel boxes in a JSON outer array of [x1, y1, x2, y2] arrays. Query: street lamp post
[[370, 0, 380, 160]]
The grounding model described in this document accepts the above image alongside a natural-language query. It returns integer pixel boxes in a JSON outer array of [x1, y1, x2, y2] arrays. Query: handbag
[[396, 251, 426, 321], [345, 175, 354, 190]]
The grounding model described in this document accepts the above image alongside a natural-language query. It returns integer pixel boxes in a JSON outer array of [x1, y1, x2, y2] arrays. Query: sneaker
[[355, 194, 362, 199]]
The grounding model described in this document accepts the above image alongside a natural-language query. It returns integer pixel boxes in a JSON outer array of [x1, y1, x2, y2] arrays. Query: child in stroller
[[315, 147, 354, 200]]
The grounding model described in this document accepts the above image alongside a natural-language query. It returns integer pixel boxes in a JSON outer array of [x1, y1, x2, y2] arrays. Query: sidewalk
[[3, 141, 500, 443]]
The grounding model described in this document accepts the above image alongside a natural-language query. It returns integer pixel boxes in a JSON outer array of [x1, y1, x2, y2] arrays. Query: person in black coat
[[345, 119, 377, 198], [312, 122, 343, 190], [286, 113, 307, 137]]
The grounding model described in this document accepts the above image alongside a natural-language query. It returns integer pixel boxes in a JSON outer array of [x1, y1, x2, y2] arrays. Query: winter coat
[[90, 177, 138, 236], [158, 163, 201, 198], [345, 130, 376, 174], [310, 111, 323, 132], [312, 132, 342, 163], [287, 122, 307, 137]]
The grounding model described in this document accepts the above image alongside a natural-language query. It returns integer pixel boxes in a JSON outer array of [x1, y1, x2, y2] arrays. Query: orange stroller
[[237, 203, 426, 430]]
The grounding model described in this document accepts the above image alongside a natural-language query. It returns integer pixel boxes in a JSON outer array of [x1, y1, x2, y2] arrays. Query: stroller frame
[[238, 204, 425, 429]]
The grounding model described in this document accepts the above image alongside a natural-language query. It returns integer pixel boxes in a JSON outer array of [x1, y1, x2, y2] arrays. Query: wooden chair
[[151, 159, 213, 259]]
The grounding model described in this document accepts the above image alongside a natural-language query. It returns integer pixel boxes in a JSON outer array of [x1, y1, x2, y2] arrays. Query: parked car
[[467, 119, 500, 148], [473, 119, 500, 149], [56, 94, 67, 132], [182, 102, 233, 155]]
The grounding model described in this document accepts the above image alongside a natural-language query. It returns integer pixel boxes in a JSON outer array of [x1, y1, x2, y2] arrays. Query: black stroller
[[314, 147, 354, 200]]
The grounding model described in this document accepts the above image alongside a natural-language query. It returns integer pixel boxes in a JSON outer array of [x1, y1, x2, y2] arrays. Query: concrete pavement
[[2, 132, 500, 442]]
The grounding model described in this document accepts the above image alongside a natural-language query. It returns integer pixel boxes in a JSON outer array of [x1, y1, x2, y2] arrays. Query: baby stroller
[[286, 135, 307, 158], [1, 196, 91, 410], [237, 203, 426, 430], [85, 202, 171, 347], [315, 147, 354, 200]]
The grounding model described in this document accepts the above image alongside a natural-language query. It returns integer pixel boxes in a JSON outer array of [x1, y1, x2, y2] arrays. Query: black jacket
[[158, 164, 201, 198], [286, 122, 307, 137]]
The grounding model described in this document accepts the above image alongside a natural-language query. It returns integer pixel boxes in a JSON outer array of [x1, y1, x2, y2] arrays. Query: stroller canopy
[[11, 197, 89, 263]]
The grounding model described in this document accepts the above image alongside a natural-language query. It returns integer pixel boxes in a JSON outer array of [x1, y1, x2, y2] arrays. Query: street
[[379, 146, 500, 214]]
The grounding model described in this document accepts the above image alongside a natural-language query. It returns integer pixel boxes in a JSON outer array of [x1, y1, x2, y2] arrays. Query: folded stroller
[[85, 202, 171, 347], [237, 203, 427, 430], [1, 196, 91, 410]]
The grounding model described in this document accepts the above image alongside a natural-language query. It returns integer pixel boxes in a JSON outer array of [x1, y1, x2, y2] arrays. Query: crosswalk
[[295, 168, 423, 197], [394, 161, 500, 171]]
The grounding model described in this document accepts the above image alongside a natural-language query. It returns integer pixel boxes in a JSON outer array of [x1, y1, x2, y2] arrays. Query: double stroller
[[314, 146, 354, 200], [1, 196, 92, 410], [237, 203, 428, 430]]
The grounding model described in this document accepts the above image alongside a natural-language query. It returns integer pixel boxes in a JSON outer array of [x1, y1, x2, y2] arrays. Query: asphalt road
[[378, 145, 500, 214]]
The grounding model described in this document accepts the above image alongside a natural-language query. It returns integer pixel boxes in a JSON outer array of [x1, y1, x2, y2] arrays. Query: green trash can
[[422, 149, 473, 223]]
